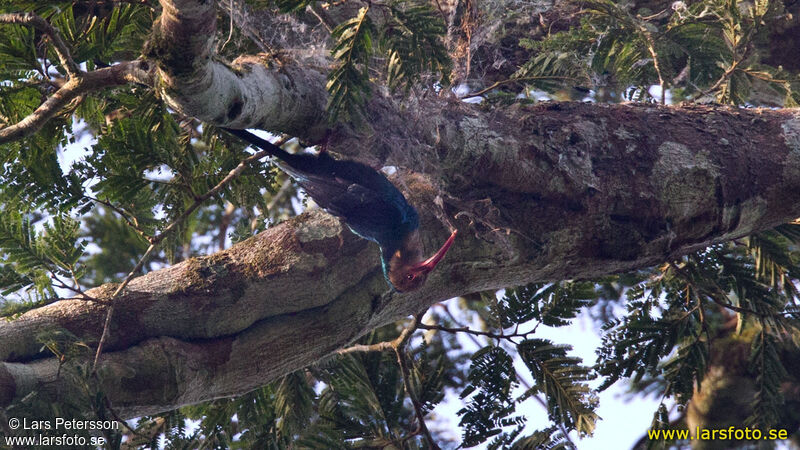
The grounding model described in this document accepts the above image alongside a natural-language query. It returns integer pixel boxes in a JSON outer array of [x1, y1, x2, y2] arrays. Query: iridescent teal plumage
[[226, 128, 456, 292]]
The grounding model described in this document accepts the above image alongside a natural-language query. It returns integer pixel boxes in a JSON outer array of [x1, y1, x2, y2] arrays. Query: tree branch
[[0, 60, 154, 144], [394, 314, 439, 450], [417, 322, 534, 341], [0, 12, 80, 77], [3, 102, 800, 418], [91, 134, 292, 371], [151, 0, 328, 140]]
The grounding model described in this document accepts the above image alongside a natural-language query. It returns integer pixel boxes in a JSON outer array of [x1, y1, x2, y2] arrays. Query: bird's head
[[387, 229, 458, 292]]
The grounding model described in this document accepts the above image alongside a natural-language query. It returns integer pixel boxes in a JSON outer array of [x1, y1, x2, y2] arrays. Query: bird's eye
[[406, 273, 415, 280]]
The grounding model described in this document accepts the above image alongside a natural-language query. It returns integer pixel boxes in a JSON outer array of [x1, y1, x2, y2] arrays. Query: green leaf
[[745, 328, 788, 428], [382, 0, 450, 90], [458, 346, 523, 446], [518, 339, 598, 435], [327, 7, 375, 121]]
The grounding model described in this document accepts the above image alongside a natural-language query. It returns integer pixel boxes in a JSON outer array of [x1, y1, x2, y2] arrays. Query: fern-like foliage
[[510, 426, 574, 450], [594, 235, 800, 440], [596, 262, 703, 391], [382, 1, 450, 90], [0, 212, 84, 315], [327, 7, 375, 122], [511, 0, 799, 105], [512, 40, 593, 95], [746, 327, 789, 428], [496, 282, 597, 328], [326, 0, 450, 120], [458, 345, 523, 446], [519, 339, 598, 436]]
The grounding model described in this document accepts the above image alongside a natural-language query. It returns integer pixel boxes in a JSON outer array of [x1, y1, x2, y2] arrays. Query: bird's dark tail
[[223, 128, 294, 161]]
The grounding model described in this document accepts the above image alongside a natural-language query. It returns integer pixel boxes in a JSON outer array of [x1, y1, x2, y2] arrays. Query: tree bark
[[147, 0, 329, 140], [2, 101, 800, 418], [3, 0, 800, 421]]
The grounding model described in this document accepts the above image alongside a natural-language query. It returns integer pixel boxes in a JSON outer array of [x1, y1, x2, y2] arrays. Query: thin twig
[[529, 394, 577, 448], [0, 12, 80, 77], [101, 396, 141, 438], [642, 31, 666, 105], [394, 314, 440, 450], [336, 341, 394, 355], [417, 323, 535, 341], [91, 133, 291, 373], [692, 60, 740, 101], [155, 135, 290, 240], [51, 274, 103, 303], [434, 301, 537, 345], [337, 313, 439, 448], [668, 261, 766, 316], [638, 7, 671, 21], [92, 243, 156, 372], [433, 301, 575, 447], [0, 60, 154, 144], [459, 76, 576, 99], [86, 195, 151, 241], [266, 177, 294, 210], [220, 0, 236, 51], [336, 312, 421, 355], [308, 3, 336, 33], [217, 0, 277, 54]]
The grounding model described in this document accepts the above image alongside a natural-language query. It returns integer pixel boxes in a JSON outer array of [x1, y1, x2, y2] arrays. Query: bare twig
[[92, 243, 156, 372], [642, 31, 666, 105], [668, 261, 766, 316], [217, 0, 277, 54], [86, 195, 151, 240], [217, 201, 237, 250], [417, 322, 535, 341], [266, 177, 294, 210], [394, 314, 440, 450], [101, 396, 142, 438], [308, 3, 336, 33], [220, 0, 237, 51], [336, 341, 394, 355], [430, 302, 576, 446], [50, 273, 102, 303], [692, 60, 740, 101], [154, 135, 290, 240]]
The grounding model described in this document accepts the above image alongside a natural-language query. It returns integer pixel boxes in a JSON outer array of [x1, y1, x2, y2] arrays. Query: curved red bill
[[415, 229, 458, 273]]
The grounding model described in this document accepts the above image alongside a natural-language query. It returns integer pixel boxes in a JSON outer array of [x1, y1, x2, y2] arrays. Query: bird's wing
[[297, 174, 411, 244]]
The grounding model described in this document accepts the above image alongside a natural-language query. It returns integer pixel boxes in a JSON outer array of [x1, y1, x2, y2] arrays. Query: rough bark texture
[[147, 0, 329, 140], [2, 101, 800, 418], [3, 0, 800, 422]]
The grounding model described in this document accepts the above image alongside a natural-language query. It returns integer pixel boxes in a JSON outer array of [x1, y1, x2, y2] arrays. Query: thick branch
[[149, 0, 328, 140], [331, 100, 800, 281], [2, 102, 800, 417]]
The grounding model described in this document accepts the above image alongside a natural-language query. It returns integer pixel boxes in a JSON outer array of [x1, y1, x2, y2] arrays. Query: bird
[[225, 128, 457, 292]]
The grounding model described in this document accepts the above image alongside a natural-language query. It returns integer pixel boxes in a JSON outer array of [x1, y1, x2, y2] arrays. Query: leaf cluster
[[324, 0, 450, 121], [596, 228, 800, 433], [0, 212, 84, 315], [511, 0, 800, 105]]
